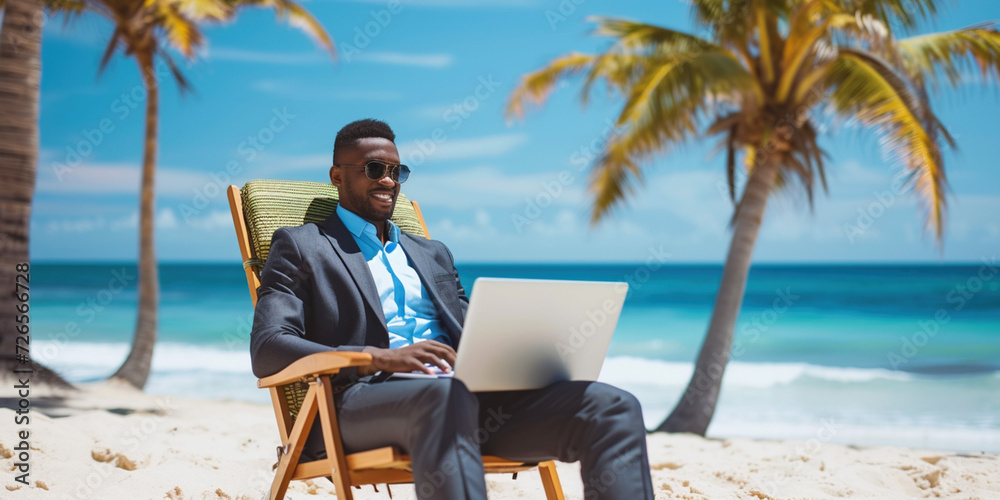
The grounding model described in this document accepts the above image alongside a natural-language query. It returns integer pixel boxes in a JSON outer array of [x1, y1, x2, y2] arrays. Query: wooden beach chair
[[227, 180, 565, 500]]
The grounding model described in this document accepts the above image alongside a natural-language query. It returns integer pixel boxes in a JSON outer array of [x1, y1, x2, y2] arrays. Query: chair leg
[[270, 384, 321, 500], [316, 377, 354, 500], [538, 461, 565, 500]]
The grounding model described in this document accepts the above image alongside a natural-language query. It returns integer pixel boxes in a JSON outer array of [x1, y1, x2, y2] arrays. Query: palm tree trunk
[[0, 0, 72, 387], [110, 51, 159, 389], [656, 147, 782, 435]]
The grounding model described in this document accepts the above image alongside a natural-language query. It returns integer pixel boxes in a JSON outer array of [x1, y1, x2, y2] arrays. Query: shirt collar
[[337, 204, 400, 244]]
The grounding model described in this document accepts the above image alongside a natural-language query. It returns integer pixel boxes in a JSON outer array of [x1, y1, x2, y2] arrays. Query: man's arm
[[249, 227, 365, 378], [443, 243, 470, 321]]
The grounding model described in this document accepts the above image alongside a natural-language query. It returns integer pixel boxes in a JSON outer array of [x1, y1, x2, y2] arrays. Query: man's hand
[[359, 340, 456, 376]]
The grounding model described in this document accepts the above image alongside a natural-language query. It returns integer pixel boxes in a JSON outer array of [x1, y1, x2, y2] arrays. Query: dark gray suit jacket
[[249, 211, 469, 388]]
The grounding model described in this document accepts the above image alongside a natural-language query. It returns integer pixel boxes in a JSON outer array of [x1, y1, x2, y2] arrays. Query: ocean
[[26, 262, 1000, 453]]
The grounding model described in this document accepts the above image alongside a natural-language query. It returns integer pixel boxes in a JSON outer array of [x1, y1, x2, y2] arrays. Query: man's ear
[[329, 165, 341, 187]]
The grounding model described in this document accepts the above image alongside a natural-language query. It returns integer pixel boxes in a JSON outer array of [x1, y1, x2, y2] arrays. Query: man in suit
[[250, 119, 653, 499]]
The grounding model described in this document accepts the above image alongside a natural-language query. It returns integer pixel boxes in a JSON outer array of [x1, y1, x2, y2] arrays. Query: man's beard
[[343, 187, 395, 222]]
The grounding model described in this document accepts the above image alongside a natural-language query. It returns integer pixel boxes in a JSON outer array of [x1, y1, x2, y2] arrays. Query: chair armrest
[[257, 351, 374, 388]]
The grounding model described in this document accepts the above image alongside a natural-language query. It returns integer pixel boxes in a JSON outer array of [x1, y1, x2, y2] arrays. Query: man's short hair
[[333, 119, 395, 164]]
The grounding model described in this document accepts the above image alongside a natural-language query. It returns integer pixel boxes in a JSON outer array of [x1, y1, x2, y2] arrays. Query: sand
[[1, 382, 998, 499]]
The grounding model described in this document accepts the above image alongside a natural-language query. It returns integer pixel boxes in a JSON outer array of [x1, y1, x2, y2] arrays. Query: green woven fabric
[[240, 179, 426, 270], [240, 179, 426, 420], [284, 381, 310, 420]]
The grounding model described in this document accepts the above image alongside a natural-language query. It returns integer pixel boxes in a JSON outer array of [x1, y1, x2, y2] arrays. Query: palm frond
[[269, 0, 335, 55], [828, 0, 940, 33], [897, 22, 1000, 90], [755, 2, 777, 84], [617, 50, 755, 126], [580, 18, 732, 103], [588, 64, 752, 222], [97, 27, 123, 76], [158, 47, 194, 93], [688, 0, 752, 46], [154, 1, 204, 58], [174, 0, 232, 21], [777, 0, 858, 103], [826, 48, 948, 240], [46, 0, 88, 14], [213, 0, 333, 55], [588, 148, 644, 223], [505, 52, 597, 119], [588, 16, 719, 55]]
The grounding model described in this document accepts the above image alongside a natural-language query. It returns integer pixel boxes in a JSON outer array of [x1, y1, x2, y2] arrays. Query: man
[[250, 119, 653, 499]]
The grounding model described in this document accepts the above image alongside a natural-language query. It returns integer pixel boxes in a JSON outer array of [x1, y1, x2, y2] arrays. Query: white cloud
[[37, 162, 214, 197], [110, 212, 139, 231], [398, 133, 528, 163], [526, 209, 580, 236], [943, 194, 1000, 243], [404, 165, 587, 210], [45, 208, 234, 235], [204, 47, 328, 65], [339, 0, 541, 6], [251, 79, 402, 101], [408, 104, 455, 121], [158, 208, 179, 229], [185, 210, 234, 230], [430, 209, 498, 241], [44, 217, 106, 234], [347, 51, 453, 68], [206, 47, 452, 69], [247, 152, 331, 175]]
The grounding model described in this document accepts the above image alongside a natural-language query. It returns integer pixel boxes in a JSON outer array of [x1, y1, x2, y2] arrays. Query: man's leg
[[332, 377, 487, 500], [476, 381, 653, 500]]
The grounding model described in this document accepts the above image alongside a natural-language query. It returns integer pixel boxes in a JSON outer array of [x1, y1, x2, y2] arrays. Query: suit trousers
[[330, 377, 654, 500]]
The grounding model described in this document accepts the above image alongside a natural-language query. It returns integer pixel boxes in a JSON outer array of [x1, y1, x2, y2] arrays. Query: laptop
[[392, 278, 629, 391]]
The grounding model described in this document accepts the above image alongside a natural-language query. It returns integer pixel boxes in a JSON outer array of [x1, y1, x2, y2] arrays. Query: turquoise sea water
[[25, 262, 1000, 453]]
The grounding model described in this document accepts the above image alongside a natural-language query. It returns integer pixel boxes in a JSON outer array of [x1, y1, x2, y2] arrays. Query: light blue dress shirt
[[337, 204, 450, 348]]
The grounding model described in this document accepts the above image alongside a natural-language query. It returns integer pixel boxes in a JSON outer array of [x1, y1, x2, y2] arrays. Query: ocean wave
[[31, 342, 1000, 452], [34, 340, 251, 378], [600, 356, 921, 388], [35, 342, 991, 390]]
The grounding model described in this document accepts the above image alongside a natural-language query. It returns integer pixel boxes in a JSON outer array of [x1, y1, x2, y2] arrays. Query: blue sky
[[30, 0, 1000, 263]]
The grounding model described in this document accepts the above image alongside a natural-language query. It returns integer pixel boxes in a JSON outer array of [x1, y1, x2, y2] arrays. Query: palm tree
[[78, 0, 333, 389], [507, 0, 1000, 435], [0, 0, 82, 388]]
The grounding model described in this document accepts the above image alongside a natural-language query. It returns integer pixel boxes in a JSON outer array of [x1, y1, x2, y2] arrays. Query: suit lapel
[[318, 213, 388, 330], [400, 235, 463, 335]]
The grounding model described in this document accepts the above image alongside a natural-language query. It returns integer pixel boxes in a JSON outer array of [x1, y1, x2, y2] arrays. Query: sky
[[28, 0, 1000, 263]]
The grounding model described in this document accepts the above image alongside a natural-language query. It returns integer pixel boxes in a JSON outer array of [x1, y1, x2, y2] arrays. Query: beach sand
[[1, 382, 997, 499]]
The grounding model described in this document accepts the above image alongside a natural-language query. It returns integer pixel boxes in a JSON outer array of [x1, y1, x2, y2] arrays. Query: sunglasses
[[334, 160, 410, 183]]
